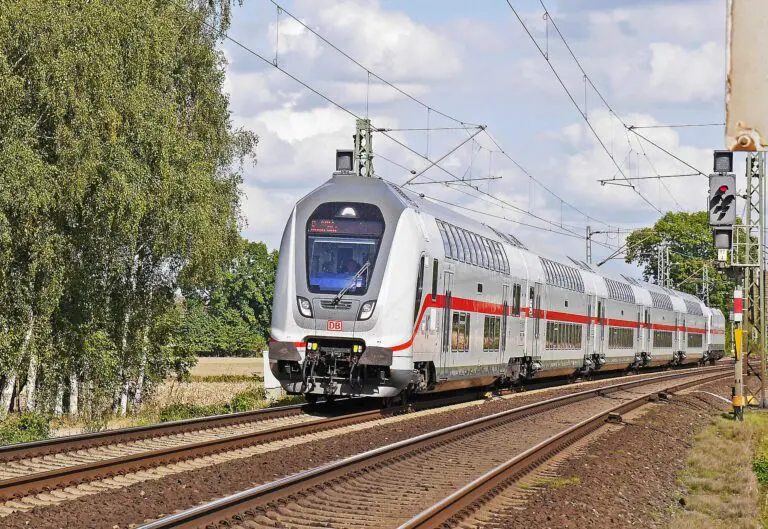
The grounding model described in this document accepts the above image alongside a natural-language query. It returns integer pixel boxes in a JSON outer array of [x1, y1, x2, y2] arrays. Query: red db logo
[[327, 320, 343, 331]]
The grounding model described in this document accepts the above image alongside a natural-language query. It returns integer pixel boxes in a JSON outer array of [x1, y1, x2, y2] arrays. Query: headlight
[[358, 300, 376, 321], [297, 296, 313, 318]]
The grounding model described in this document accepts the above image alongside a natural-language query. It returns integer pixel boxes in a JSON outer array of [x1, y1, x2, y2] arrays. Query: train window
[[483, 316, 501, 351], [474, 234, 488, 268], [451, 312, 470, 352], [688, 333, 703, 347], [459, 229, 477, 265], [653, 330, 673, 348], [437, 222, 451, 258], [608, 328, 633, 348], [546, 321, 582, 349], [483, 238, 498, 271], [431, 259, 438, 302], [495, 242, 509, 274], [306, 202, 384, 295], [463, 229, 478, 265], [468, 233, 482, 266], [447, 225, 465, 262], [467, 233, 482, 267], [443, 223, 458, 259], [481, 237, 494, 269], [495, 242, 505, 273], [413, 256, 425, 324]]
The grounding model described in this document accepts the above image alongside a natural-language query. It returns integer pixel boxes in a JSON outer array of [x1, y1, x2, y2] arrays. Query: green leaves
[[624, 211, 735, 320], [0, 0, 257, 416], [179, 240, 278, 358]]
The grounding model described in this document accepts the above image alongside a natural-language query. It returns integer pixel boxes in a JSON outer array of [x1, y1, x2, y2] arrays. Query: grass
[[190, 356, 263, 378], [669, 413, 768, 529]]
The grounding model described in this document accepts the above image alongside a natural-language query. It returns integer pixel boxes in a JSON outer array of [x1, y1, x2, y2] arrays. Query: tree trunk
[[54, 383, 64, 417], [119, 379, 130, 416], [117, 252, 140, 417], [0, 374, 17, 420], [68, 372, 79, 417], [132, 304, 152, 413], [132, 359, 145, 413], [24, 352, 39, 412], [0, 310, 34, 419]]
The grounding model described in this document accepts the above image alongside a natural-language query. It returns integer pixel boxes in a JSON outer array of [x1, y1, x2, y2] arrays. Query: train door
[[681, 315, 687, 353], [636, 309, 642, 356], [529, 283, 543, 358], [644, 309, 651, 353], [596, 298, 606, 357], [586, 295, 596, 357], [674, 313, 680, 351], [439, 270, 454, 377], [500, 284, 510, 368]]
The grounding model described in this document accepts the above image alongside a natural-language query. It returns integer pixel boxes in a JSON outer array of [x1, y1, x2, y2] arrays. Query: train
[[268, 154, 727, 404]]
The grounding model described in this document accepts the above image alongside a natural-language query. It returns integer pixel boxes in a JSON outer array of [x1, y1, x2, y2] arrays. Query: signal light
[[708, 173, 736, 227]]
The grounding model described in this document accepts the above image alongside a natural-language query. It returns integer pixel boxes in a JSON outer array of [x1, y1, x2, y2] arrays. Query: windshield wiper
[[332, 261, 370, 306]]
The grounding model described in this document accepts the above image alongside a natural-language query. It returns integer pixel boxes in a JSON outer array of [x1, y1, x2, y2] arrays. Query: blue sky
[[223, 0, 729, 277]]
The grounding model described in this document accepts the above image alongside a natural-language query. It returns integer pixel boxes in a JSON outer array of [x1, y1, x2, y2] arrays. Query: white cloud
[[255, 105, 350, 143], [305, 0, 461, 82], [648, 41, 722, 103]]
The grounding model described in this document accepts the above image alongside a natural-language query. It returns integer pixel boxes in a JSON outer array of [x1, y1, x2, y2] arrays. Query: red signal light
[[718, 185, 729, 193]]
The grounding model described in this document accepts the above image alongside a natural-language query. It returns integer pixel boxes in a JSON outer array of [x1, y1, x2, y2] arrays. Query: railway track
[[132, 367, 729, 529], [0, 363, 725, 506]]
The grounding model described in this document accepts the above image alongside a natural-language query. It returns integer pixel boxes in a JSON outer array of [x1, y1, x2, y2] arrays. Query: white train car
[[268, 163, 726, 402]]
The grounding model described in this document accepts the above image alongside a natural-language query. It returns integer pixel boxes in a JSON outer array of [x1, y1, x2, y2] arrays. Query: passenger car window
[[448, 225, 465, 262], [437, 222, 451, 258], [458, 229, 475, 264]]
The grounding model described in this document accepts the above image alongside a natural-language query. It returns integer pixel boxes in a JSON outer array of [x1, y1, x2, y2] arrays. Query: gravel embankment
[[2, 370, 730, 529]]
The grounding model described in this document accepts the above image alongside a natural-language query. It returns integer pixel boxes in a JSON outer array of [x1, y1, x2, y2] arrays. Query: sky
[[222, 0, 730, 278]]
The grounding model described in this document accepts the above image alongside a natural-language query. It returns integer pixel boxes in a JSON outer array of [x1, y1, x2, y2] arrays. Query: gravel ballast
[[1, 370, 732, 529]]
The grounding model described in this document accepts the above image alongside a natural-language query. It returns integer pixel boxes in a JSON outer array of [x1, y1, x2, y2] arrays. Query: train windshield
[[306, 202, 384, 295]]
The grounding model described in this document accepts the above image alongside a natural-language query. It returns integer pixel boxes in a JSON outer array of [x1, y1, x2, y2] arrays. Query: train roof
[[316, 174, 708, 311]]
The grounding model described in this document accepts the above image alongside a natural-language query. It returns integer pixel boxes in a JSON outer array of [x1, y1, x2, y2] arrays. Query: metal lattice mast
[[735, 152, 766, 407], [354, 118, 374, 178], [657, 242, 670, 288]]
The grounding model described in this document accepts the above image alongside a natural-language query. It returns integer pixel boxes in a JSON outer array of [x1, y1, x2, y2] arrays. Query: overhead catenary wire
[[481, 129, 616, 229], [177, 0, 634, 254], [628, 123, 725, 130], [503, 0, 663, 214], [267, 0, 622, 233], [267, 0, 480, 128], [537, 0, 708, 178], [400, 188, 618, 250]]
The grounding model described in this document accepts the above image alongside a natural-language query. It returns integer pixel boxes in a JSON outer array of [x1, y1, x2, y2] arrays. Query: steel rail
[[397, 371, 730, 529], [0, 403, 307, 463], [0, 389, 491, 500], [134, 367, 729, 529], [0, 406, 387, 501]]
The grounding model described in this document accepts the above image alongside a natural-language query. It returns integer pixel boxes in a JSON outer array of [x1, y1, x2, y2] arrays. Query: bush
[[0, 413, 51, 445], [229, 385, 266, 412]]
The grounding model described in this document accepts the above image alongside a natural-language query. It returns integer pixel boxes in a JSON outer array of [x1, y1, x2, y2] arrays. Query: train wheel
[[381, 397, 395, 408], [324, 394, 336, 404], [304, 394, 318, 405]]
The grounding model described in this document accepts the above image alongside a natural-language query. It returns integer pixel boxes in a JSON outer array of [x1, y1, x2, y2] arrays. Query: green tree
[[0, 0, 257, 417], [624, 211, 735, 319], [180, 240, 278, 357]]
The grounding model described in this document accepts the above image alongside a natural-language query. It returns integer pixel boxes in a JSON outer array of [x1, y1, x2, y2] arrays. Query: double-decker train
[[268, 158, 726, 403]]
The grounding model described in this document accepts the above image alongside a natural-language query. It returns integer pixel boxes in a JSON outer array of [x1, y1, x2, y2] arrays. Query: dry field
[[190, 356, 264, 378]]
